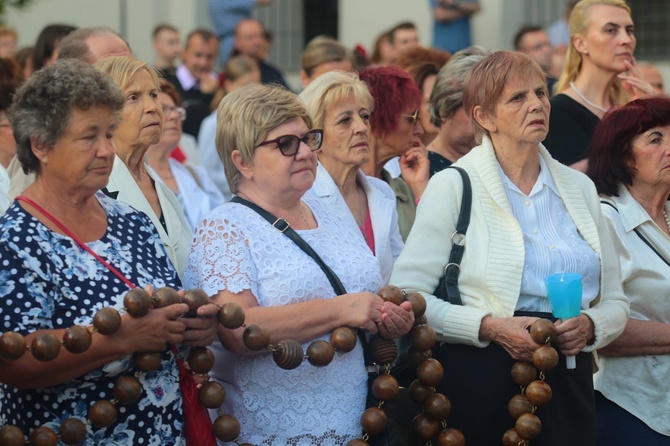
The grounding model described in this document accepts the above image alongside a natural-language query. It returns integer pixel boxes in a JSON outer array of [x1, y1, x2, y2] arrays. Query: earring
[[584, 50, 589, 55]]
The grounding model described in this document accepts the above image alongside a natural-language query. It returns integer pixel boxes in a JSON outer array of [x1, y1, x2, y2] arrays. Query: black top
[[162, 71, 215, 139], [259, 59, 290, 91], [544, 94, 600, 166], [428, 150, 453, 177]]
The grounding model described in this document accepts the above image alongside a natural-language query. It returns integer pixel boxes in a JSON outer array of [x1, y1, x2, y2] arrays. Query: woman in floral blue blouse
[[0, 59, 215, 444]]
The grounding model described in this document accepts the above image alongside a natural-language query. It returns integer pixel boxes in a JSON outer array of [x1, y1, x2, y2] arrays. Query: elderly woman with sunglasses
[[184, 83, 414, 445]]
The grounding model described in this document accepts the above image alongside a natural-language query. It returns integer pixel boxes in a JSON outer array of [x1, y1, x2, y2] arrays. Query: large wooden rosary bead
[[187, 347, 215, 374], [62, 325, 92, 354], [199, 381, 226, 408], [409, 379, 435, 405], [371, 374, 399, 401], [113, 376, 142, 405], [516, 412, 542, 440], [133, 351, 163, 372], [0, 331, 26, 360], [213, 414, 241, 442], [530, 318, 557, 345], [93, 307, 121, 335], [28, 426, 58, 446], [306, 340, 335, 367], [0, 425, 25, 446], [59, 418, 87, 445], [411, 324, 437, 351], [182, 288, 209, 317], [242, 325, 270, 351], [525, 380, 552, 406], [360, 407, 388, 435], [437, 428, 466, 446], [532, 345, 559, 371], [273, 339, 304, 370], [88, 400, 118, 428], [417, 358, 444, 387], [346, 439, 369, 446], [368, 335, 398, 366], [413, 413, 441, 440], [424, 392, 452, 420], [378, 285, 404, 306], [123, 289, 152, 318], [218, 302, 246, 329], [152, 287, 181, 308], [31, 333, 61, 362], [405, 292, 427, 318], [502, 428, 527, 446], [407, 346, 432, 367], [330, 327, 357, 352], [511, 361, 536, 386], [508, 394, 533, 419]]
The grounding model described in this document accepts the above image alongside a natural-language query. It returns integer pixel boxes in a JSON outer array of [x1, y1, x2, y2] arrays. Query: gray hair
[[429, 45, 490, 127], [58, 26, 130, 63], [10, 59, 124, 174]]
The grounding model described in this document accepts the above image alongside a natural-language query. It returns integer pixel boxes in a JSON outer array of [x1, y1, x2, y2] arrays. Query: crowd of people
[[0, 0, 668, 445]]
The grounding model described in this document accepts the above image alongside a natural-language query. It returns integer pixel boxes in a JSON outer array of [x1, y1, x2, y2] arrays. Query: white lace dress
[[184, 197, 383, 445]]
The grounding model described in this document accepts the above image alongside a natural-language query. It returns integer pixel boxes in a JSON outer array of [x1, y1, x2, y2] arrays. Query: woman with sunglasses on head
[[184, 83, 414, 445], [145, 81, 224, 230]]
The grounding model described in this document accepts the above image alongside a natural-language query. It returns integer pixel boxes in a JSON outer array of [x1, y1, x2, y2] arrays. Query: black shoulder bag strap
[[601, 200, 670, 268], [230, 196, 373, 365]]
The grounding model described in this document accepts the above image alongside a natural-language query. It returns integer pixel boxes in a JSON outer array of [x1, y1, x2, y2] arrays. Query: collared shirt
[[499, 156, 600, 312], [175, 64, 217, 92]]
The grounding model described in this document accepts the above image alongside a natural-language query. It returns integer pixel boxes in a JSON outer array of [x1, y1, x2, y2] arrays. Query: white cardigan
[[390, 136, 629, 349], [307, 163, 404, 285]]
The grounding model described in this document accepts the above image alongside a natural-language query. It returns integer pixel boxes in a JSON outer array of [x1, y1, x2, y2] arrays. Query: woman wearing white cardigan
[[390, 51, 629, 446]]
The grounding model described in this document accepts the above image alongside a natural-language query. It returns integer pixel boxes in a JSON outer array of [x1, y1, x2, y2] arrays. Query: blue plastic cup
[[544, 273, 582, 319]]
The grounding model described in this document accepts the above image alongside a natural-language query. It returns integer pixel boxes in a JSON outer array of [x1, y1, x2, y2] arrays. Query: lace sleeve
[[184, 215, 258, 299]]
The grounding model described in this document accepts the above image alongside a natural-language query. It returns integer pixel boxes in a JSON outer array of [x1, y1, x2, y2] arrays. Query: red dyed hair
[[358, 65, 421, 137], [586, 96, 670, 197]]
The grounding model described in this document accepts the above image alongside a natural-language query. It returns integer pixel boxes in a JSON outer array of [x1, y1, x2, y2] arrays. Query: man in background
[[233, 18, 289, 89], [152, 24, 181, 76], [389, 22, 419, 62], [514, 25, 556, 94], [431, 0, 481, 54], [637, 61, 665, 96]]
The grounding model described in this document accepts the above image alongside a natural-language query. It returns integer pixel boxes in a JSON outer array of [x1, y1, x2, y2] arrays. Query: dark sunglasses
[[256, 129, 324, 157], [401, 109, 420, 125]]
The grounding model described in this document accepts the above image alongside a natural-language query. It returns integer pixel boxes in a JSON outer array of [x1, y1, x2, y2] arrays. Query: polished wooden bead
[[511, 361, 536, 386], [31, 333, 61, 362], [346, 440, 369, 446], [330, 327, 357, 352], [273, 339, 304, 370], [409, 379, 435, 405], [187, 347, 215, 374], [0, 425, 25, 446], [417, 358, 444, 387], [218, 302, 246, 329], [133, 351, 163, 372], [62, 325, 92, 354], [242, 325, 270, 351], [372, 374, 399, 401], [93, 307, 121, 335], [437, 428, 465, 446], [405, 292, 427, 318], [530, 318, 557, 345], [199, 381, 226, 408], [378, 285, 405, 306], [59, 418, 87, 445], [88, 400, 117, 428], [182, 288, 209, 317], [525, 379, 552, 406], [424, 392, 451, 420], [361, 407, 387, 435], [113, 376, 142, 405], [28, 426, 58, 446], [414, 315, 428, 326], [152, 286, 181, 308], [123, 289, 152, 318], [411, 324, 437, 351], [516, 412, 542, 440], [213, 414, 241, 442], [413, 413, 440, 440], [532, 345, 559, 371], [0, 331, 26, 360], [508, 394, 533, 419], [408, 346, 432, 367], [368, 335, 398, 366], [502, 428, 527, 446], [307, 340, 335, 367]]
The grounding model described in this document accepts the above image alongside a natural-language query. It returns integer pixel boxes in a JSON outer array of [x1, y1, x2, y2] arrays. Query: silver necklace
[[299, 203, 311, 230], [569, 82, 610, 113]]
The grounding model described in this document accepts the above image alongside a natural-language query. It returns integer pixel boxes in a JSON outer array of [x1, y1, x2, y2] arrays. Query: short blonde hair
[[298, 70, 373, 129], [94, 56, 161, 92], [216, 83, 312, 193]]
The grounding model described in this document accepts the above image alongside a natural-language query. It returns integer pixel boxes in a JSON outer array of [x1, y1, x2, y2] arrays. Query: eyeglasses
[[256, 129, 324, 157], [401, 109, 420, 125], [161, 104, 187, 122]]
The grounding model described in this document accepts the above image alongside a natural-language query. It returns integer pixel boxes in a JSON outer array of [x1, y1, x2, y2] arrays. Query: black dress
[[428, 150, 453, 177], [544, 94, 600, 166]]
